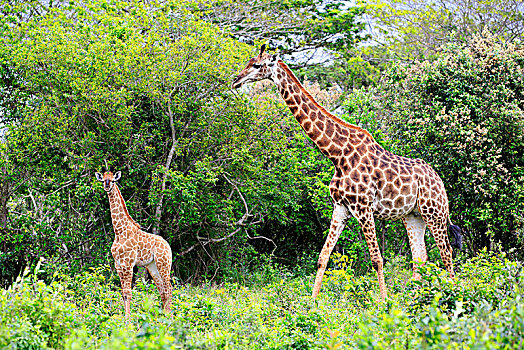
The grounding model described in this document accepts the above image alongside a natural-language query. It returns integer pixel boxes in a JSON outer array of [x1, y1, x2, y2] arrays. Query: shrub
[[407, 248, 523, 316], [1, 251, 523, 349], [0, 262, 77, 349]]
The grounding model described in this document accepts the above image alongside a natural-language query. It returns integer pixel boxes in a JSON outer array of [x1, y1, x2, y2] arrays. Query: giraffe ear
[[270, 53, 279, 62], [260, 44, 266, 56], [113, 171, 121, 182], [95, 172, 104, 181]]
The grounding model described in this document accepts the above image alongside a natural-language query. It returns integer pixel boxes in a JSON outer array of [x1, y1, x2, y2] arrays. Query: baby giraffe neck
[[107, 184, 139, 236]]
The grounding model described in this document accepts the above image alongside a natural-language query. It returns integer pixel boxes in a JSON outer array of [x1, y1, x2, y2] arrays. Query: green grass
[[1, 250, 523, 349]]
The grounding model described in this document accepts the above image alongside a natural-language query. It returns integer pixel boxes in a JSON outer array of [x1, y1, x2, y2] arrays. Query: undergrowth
[[1, 249, 523, 349]]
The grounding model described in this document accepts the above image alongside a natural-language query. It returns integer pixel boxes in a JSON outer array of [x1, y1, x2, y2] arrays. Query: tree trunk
[[153, 103, 177, 235]]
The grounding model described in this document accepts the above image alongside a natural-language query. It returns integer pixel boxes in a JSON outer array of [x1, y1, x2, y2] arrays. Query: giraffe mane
[[277, 61, 377, 142], [113, 184, 141, 230]]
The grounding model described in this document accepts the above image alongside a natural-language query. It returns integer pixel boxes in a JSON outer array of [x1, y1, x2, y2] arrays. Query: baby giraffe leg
[[159, 264, 172, 314], [145, 261, 167, 311], [155, 240, 173, 314], [118, 265, 134, 321]]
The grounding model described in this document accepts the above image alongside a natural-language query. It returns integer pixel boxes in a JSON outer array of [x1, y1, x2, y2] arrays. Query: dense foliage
[[0, 0, 343, 285], [1, 0, 524, 347], [1, 0, 522, 280], [193, 0, 367, 59], [1, 251, 522, 349], [192, 0, 376, 91], [362, 0, 524, 61]]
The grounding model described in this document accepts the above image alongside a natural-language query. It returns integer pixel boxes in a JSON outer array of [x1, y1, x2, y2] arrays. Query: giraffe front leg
[[358, 210, 387, 301], [312, 204, 350, 298], [118, 265, 134, 321]]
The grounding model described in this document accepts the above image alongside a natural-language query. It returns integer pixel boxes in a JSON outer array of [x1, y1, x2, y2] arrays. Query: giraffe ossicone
[[232, 45, 462, 301], [96, 170, 173, 319]]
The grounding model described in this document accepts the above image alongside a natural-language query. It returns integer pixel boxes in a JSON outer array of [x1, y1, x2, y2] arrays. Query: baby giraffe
[[95, 170, 172, 320]]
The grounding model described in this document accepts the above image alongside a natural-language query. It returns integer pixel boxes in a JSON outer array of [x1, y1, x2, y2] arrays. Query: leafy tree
[[0, 0, 235, 279], [192, 0, 378, 91], [0, 0, 345, 284], [297, 49, 381, 91], [361, 0, 524, 62], [193, 0, 367, 62]]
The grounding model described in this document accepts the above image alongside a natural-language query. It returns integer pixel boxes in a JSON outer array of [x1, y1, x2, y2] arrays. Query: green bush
[[0, 262, 77, 349], [407, 248, 523, 316], [0, 251, 522, 349]]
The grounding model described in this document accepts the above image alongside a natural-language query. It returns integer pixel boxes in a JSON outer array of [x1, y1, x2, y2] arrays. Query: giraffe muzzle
[[231, 76, 243, 89], [232, 72, 252, 89], [104, 180, 112, 192]]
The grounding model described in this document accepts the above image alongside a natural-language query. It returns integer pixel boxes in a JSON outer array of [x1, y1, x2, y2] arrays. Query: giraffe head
[[231, 44, 280, 89], [95, 170, 121, 193]]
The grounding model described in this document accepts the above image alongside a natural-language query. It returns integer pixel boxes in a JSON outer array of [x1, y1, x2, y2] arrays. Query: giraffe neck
[[107, 184, 140, 236], [273, 61, 376, 160]]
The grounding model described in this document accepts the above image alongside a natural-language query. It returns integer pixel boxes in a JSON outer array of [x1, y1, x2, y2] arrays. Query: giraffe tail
[[448, 223, 463, 251]]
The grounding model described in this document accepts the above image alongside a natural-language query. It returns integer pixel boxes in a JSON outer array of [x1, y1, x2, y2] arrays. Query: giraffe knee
[[122, 288, 132, 299], [371, 256, 383, 272], [317, 259, 328, 270]]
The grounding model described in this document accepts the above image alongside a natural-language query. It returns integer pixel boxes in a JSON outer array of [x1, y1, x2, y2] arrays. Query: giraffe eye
[[253, 63, 262, 69]]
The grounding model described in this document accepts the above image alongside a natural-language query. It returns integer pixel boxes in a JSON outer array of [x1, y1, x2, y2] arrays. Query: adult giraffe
[[232, 45, 462, 301], [95, 170, 173, 319]]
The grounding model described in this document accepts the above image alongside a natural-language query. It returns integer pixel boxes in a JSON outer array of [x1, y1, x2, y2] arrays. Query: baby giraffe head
[[231, 44, 280, 89], [95, 170, 121, 193]]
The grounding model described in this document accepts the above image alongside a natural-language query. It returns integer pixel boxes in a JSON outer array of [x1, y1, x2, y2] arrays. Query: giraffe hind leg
[[424, 218, 455, 278], [159, 262, 172, 314], [145, 261, 167, 311], [156, 240, 173, 314], [402, 213, 427, 280], [146, 257, 172, 314]]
